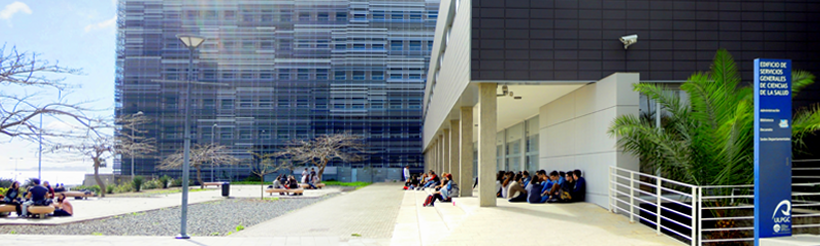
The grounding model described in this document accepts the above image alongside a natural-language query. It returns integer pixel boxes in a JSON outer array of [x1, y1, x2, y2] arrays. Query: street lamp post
[[131, 111, 144, 179], [175, 34, 205, 240], [9, 157, 22, 180], [211, 123, 217, 182]]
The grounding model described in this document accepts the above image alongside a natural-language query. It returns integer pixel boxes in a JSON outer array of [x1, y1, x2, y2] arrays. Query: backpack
[[423, 195, 434, 206]]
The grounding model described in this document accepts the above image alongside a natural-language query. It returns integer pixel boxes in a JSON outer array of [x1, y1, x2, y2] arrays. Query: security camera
[[619, 34, 638, 49]]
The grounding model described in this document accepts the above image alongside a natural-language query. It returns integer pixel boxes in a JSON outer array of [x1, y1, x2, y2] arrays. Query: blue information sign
[[754, 58, 792, 245]]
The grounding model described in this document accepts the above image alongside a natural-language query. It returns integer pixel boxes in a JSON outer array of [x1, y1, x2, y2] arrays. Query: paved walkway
[[0, 185, 340, 225], [392, 189, 682, 246], [234, 183, 405, 243]]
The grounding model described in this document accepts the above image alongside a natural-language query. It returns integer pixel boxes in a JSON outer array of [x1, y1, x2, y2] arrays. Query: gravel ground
[[0, 194, 336, 237]]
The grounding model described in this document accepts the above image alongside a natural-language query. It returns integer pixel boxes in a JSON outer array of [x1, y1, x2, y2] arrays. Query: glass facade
[[493, 116, 539, 173], [115, 0, 440, 179]]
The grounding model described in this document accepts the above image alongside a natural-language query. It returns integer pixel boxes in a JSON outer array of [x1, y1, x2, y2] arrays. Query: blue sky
[[1, 0, 117, 173]]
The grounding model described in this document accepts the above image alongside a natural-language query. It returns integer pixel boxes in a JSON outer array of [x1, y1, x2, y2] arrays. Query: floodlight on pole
[[175, 34, 204, 240]]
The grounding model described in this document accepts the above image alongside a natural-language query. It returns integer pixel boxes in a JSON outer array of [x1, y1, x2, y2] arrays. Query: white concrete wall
[[422, 0, 472, 149], [538, 73, 640, 209]]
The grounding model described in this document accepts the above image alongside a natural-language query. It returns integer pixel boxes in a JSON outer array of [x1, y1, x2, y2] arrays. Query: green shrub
[[106, 185, 115, 194], [132, 176, 145, 192], [142, 179, 161, 190], [76, 185, 102, 194], [0, 187, 7, 196], [170, 178, 182, 188], [113, 183, 133, 193], [159, 175, 171, 189]]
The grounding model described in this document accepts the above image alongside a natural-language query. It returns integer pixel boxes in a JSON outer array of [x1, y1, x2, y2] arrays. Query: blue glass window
[[334, 71, 346, 80], [353, 71, 365, 80], [409, 41, 421, 50], [372, 71, 384, 80], [390, 40, 402, 51]]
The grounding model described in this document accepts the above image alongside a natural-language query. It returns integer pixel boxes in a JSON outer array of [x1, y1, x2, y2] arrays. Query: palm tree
[[608, 49, 820, 186]]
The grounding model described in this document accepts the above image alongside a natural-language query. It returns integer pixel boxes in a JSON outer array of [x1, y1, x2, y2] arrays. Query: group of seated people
[[499, 170, 586, 204], [269, 175, 303, 196], [0, 178, 73, 218], [403, 170, 460, 207]]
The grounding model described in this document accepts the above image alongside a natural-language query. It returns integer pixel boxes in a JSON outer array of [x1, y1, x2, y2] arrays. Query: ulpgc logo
[[772, 200, 791, 234]]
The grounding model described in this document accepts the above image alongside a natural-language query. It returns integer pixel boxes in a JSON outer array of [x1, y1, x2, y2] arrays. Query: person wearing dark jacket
[[1, 181, 23, 216], [571, 170, 586, 202]]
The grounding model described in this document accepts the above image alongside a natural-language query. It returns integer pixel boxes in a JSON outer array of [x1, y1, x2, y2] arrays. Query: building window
[[317, 69, 328, 80], [279, 69, 290, 80], [297, 69, 310, 80], [280, 13, 292, 22], [243, 14, 253, 22], [391, 11, 403, 20], [372, 71, 384, 80], [353, 44, 365, 50], [203, 99, 215, 109], [224, 11, 235, 20], [222, 73, 235, 79], [390, 40, 402, 51], [354, 14, 366, 21], [239, 130, 252, 140], [410, 13, 422, 20], [335, 71, 346, 80], [373, 11, 384, 20], [299, 12, 310, 21], [317, 40, 329, 48], [373, 43, 384, 50], [318, 13, 329, 21], [239, 99, 253, 108], [261, 14, 273, 22], [205, 11, 217, 19], [220, 132, 233, 140], [409, 73, 422, 80], [353, 71, 365, 80], [336, 12, 347, 21], [260, 41, 273, 49], [278, 98, 290, 107], [241, 73, 253, 79], [242, 41, 254, 49], [220, 99, 234, 110], [279, 40, 292, 50], [390, 73, 402, 80], [335, 44, 346, 50], [297, 40, 310, 48], [260, 73, 272, 79], [260, 99, 272, 108], [409, 41, 421, 50]]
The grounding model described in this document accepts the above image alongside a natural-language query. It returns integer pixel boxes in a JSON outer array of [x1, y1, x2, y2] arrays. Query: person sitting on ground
[[424, 174, 456, 207], [419, 170, 438, 190], [522, 171, 532, 187], [1, 181, 23, 216], [507, 173, 528, 202], [501, 172, 514, 199], [495, 172, 504, 197], [548, 172, 575, 203], [21, 178, 50, 217], [526, 175, 545, 203], [51, 193, 72, 217], [570, 170, 586, 202], [434, 173, 450, 191], [540, 171, 560, 203]]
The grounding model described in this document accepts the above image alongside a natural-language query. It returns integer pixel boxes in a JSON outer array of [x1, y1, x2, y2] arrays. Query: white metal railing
[[609, 165, 820, 246], [609, 166, 699, 246]]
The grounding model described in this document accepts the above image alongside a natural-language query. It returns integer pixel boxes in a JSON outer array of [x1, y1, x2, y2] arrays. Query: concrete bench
[[203, 182, 223, 188], [299, 183, 326, 189], [265, 188, 304, 196], [60, 191, 95, 200], [27, 206, 54, 219], [0, 204, 17, 215]]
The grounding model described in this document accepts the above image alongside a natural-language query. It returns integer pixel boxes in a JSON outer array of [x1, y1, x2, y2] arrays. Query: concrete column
[[459, 107, 474, 197], [439, 134, 445, 174], [449, 120, 460, 189], [478, 83, 497, 207], [432, 139, 437, 174], [442, 129, 450, 175]]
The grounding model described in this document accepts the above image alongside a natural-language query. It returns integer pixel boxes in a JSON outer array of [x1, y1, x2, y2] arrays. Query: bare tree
[[1, 45, 96, 142], [115, 113, 156, 167], [51, 116, 155, 197], [278, 132, 367, 181], [249, 151, 293, 199], [158, 143, 240, 189]]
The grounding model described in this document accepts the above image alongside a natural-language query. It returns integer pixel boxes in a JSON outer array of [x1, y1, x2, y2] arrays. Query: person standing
[[403, 165, 411, 182], [301, 168, 309, 184]]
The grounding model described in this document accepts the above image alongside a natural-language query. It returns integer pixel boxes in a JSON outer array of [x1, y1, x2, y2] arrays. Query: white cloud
[[0, 1, 32, 20], [84, 16, 116, 32]]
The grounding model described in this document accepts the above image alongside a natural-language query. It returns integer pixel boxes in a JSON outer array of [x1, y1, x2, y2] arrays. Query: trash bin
[[221, 182, 230, 197]]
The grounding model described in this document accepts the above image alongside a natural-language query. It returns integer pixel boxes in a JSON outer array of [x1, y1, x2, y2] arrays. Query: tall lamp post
[[9, 157, 23, 180], [175, 34, 205, 240], [131, 111, 144, 179], [211, 123, 217, 182]]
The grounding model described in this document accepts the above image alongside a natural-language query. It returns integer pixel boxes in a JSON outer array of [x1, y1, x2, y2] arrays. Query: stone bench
[[60, 191, 95, 200], [203, 182, 223, 188], [299, 183, 326, 189], [265, 188, 304, 196], [27, 206, 54, 219], [0, 204, 17, 215]]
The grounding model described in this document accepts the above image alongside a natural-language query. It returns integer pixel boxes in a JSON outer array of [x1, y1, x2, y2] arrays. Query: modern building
[[115, 0, 440, 181], [423, 0, 820, 208]]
